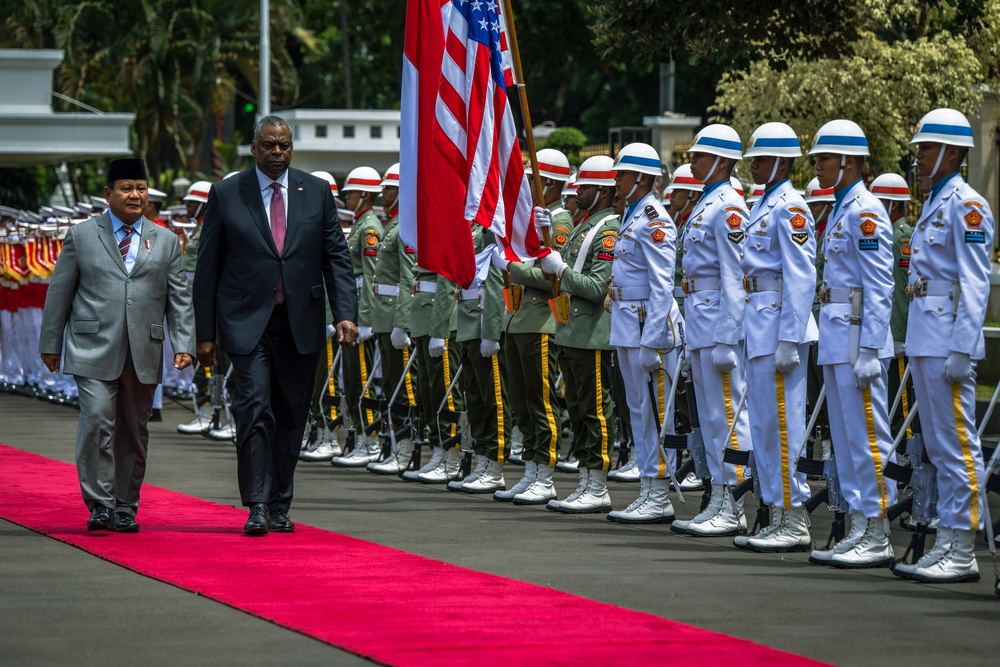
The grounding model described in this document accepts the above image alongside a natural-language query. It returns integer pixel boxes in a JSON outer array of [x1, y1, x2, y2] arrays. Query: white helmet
[[808, 119, 870, 156], [561, 174, 579, 197], [745, 122, 802, 158], [665, 163, 704, 192], [183, 180, 212, 204], [526, 148, 571, 181], [381, 163, 400, 188], [729, 177, 744, 197], [688, 124, 743, 160], [575, 155, 617, 187], [613, 142, 662, 176], [311, 171, 340, 196], [804, 177, 836, 203], [224, 171, 240, 180], [745, 183, 766, 204], [869, 173, 910, 201], [910, 108, 974, 148], [342, 166, 382, 193], [147, 187, 167, 203]]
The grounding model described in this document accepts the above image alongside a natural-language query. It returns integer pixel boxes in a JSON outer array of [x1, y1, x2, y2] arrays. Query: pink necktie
[[270, 183, 286, 304]]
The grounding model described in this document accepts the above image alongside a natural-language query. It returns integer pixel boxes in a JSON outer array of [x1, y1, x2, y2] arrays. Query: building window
[[370, 125, 382, 139], [343, 125, 355, 138], [315, 124, 327, 138]]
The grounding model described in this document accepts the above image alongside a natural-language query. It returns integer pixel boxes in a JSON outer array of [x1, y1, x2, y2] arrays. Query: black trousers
[[229, 304, 319, 512]]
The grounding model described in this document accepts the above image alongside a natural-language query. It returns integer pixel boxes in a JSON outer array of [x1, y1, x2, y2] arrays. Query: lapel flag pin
[[145, 239, 150, 251]]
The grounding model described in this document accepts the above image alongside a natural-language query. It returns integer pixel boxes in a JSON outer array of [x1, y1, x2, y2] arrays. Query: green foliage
[[542, 127, 588, 165]]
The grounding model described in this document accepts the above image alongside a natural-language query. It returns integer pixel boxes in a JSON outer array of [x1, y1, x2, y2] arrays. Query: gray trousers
[[74, 348, 155, 517]]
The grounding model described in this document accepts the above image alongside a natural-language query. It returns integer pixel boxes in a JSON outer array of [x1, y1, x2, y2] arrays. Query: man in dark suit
[[39, 158, 195, 532], [194, 116, 358, 536]]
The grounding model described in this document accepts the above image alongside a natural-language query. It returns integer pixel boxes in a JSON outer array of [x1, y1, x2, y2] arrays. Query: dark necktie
[[119, 224, 133, 262], [270, 183, 286, 304]]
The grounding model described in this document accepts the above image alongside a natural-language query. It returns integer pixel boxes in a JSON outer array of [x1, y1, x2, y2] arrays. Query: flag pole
[[500, 0, 560, 301]]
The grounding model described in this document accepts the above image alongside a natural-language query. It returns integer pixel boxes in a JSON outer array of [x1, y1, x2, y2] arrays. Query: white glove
[[390, 327, 411, 350], [712, 343, 739, 373], [943, 351, 973, 384], [774, 340, 800, 374], [533, 206, 552, 231], [638, 346, 662, 374], [357, 325, 373, 342], [326, 323, 336, 340], [893, 339, 906, 359], [480, 338, 501, 357], [428, 337, 447, 358], [853, 347, 882, 389], [490, 246, 510, 271], [539, 251, 567, 277], [680, 350, 692, 374]]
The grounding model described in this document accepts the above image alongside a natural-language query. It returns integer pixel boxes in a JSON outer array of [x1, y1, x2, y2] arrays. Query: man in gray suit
[[39, 158, 195, 533]]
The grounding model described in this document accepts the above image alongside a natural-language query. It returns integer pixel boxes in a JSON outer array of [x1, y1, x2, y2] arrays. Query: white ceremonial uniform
[[906, 172, 993, 532], [609, 191, 683, 479], [817, 180, 896, 519], [681, 181, 753, 486], [740, 179, 818, 508]]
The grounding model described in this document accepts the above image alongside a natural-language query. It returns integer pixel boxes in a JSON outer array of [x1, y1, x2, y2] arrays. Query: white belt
[[819, 287, 856, 304], [673, 287, 685, 299], [910, 279, 955, 298], [742, 275, 782, 293], [609, 284, 651, 301], [355, 276, 364, 290], [682, 275, 720, 294], [457, 288, 480, 302], [374, 284, 399, 297], [413, 280, 437, 293]]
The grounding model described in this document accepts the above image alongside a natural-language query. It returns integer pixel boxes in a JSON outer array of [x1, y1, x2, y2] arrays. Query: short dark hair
[[253, 115, 290, 143]]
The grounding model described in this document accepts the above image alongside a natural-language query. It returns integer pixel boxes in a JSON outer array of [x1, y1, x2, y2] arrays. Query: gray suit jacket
[[38, 212, 195, 384]]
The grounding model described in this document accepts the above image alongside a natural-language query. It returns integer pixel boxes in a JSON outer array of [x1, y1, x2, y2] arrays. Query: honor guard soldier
[[562, 175, 587, 226], [740, 122, 819, 552], [538, 155, 621, 513], [604, 143, 683, 524], [527, 148, 575, 250], [670, 124, 753, 537], [894, 109, 994, 583], [808, 120, 896, 567], [331, 167, 384, 467]]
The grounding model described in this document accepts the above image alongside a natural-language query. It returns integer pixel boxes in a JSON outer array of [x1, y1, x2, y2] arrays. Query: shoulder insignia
[[725, 206, 743, 213], [726, 213, 743, 229], [964, 200, 985, 208], [965, 230, 986, 244], [554, 232, 568, 247], [404, 246, 416, 254], [790, 213, 807, 230], [788, 206, 808, 215], [644, 205, 658, 219], [900, 237, 911, 257], [601, 236, 616, 249], [859, 238, 879, 251], [651, 229, 666, 243], [648, 220, 666, 228], [859, 212, 879, 219], [965, 209, 983, 228], [791, 231, 808, 245], [597, 251, 614, 261], [728, 231, 746, 244], [365, 235, 378, 246], [365, 228, 379, 234], [860, 220, 877, 237]]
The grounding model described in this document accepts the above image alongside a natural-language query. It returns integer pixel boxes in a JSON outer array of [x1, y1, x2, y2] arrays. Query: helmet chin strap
[[767, 156, 781, 184], [625, 175, 640, 201], [830, 154, 846, 190], [587, 192, 600, 211], [928, 145, 946, 181], [351, 194, 364, 212], [708, 156, 720, 181]]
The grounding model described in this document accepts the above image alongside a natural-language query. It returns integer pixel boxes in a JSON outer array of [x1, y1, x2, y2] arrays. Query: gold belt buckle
[[905, 284, 914, 301], [681, 278, 690, 295], [742, 276, 750, 292]]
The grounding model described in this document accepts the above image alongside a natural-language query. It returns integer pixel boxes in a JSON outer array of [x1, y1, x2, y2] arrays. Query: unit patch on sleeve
[[725, 206, 743, 213], [728, 231, 746, 244], [648, 220, 666, 228], [726, 213, 743, 229], [788, 206, 808, 215], [964, 200, 985, 209], [860, 220, 877, 237], [859, 212, 879, 219], [791, 231, 808, 245], [554, 233, 568, 247], [965, 209, 983, 228], [597, 251, 615, 261], [899, 237, 910, 267], [602, 236, 616, 249], [965, 230, 986, 244], [651, 229, 666, 243], [858, 238, 879, 251], [404, 245, 416, 254], [790, 213, 807, 230], [644, 205, 659, 219]]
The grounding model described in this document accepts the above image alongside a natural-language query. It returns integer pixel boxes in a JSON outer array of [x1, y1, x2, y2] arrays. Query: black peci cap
[[106, 158, 148, 185]]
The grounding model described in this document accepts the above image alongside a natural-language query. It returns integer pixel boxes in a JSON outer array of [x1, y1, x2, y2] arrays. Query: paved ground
[[1, 394, 998, 667]]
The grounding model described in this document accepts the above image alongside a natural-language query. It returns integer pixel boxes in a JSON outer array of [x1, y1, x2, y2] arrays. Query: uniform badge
[[648, 220, 666, 228], [602, 236, 616, 249], [859, 238, 879, 251], [651, 229, 666, 243], [725, 206, 743, 213], [726, 213, 742, 229], [365, 235, 378, 247], [790, 214, 807, 230], [900, 238, 911, 257], [965, 209, 983, 228], [791, 231, 808, 245], [644, 205, 658, 219], [365, 228, 379, 235], [859, 212, 879, 219], [554, 232, 568, 247], [860, 220, 877, 237], [597, 251, 614, 261], [405, 245, 416, 254], [965, 230, 986, 244], [788, 206, 807, 215], [965, 200, 984, 209], [728, 231, 746, 244]]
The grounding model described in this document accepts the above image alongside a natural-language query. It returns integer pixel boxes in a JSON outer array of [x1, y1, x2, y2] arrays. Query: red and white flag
[[400, 0, 545, 288]]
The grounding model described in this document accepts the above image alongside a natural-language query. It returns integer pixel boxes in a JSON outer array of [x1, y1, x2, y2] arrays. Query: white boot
[[748, 506, 812, 553], [367, 438, 415, 475], [829, 518, 894, 569], [463, 459, 506, 494], [508, 426, 524, 463], [300, 437, 340, 462], [734, 506, 778, 550], [608, 447, 639, 482], [910, 528, 980, 583], [558, 469, 612, 514], [513, 465, 557, 505], [418, 446, 462, 484], [893, 527, 955, 579], [494, 461, 536, 501], [672, 484, 724, 534], [679, 471, 703, 492], [609, 477, 674, 524], [177, 408, 213, 435], [448, 454, 486, 491], [685, 486, 746, 537], [555, 456, 580, 473], [547, 468, 590, 511], [331, 434, 381, 467], [401, 446, 444, 481], [810, 511, 866, 565], [207, 421, 236, 441], [608, 477, 651, 521]]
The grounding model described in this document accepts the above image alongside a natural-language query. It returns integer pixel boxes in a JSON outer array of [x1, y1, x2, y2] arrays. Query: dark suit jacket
[[193, 167, 357, 356]]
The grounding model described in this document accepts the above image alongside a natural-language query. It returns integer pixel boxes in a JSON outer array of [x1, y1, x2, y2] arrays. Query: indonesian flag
[[400, 0, 545, 288]]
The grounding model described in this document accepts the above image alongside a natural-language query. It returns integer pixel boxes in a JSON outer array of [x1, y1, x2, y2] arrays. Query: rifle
[[436, 359, 470, 478], [684, 374, 712, 512], [884, 401, 936, 568], [796, 385, 849, 547], [319, 346, 346, 434], [654, 352, 686, 504], [722, 389, 769, 534], [608, 351, 631, 470], [356, 346, 384, 455]]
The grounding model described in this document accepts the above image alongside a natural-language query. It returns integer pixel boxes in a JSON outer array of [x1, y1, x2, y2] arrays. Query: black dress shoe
[[243, 503, 270, 536], [87, 506, 114, 531], [149, 408, 162, 422], [113, 513, 140, 533], [268, 510, 295, 533]]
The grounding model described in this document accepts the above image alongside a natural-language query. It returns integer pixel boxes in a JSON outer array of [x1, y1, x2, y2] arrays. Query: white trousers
[[745, 348, 811, 508], [690, 344, 753, 485], [617, 345, 678, 478], [909, 356, 985, 531]]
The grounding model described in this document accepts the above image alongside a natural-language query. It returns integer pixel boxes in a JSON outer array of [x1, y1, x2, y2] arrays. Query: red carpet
[[0, 444, 829, 666]]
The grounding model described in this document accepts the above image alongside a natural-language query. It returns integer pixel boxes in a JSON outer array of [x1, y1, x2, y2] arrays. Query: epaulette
[[644, 204, 659, 220]]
